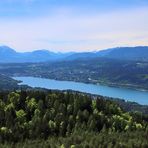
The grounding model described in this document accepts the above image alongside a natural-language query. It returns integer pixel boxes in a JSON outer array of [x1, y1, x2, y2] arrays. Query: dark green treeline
[[0, 90, 147, 147]]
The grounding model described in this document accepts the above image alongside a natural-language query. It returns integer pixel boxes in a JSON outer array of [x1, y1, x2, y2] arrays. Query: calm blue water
[[13, 76, 148, 105]]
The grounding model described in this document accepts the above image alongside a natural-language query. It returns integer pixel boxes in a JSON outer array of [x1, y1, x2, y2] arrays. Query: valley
[[0, 57, 148, 90], [0, 46, 148, 148], [1, 0, 148, 147]]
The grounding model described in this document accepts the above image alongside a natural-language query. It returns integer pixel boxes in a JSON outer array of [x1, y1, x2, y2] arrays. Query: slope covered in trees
[[0, 74, 19, 90], [1, 58, 148, 90], [0, 90, 147, 147]]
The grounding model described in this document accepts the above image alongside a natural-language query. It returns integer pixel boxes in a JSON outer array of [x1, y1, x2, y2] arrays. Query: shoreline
[[13, 75, 148, 92], [96, 82, 148, 92]]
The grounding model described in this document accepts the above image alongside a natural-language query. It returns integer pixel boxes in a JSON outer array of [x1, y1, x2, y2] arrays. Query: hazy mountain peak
[[0, 45, 148, 63], [0, 46, 16, 54]]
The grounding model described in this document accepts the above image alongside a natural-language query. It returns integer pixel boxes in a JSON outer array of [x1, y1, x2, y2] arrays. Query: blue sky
[[0, 0, 148, 52]]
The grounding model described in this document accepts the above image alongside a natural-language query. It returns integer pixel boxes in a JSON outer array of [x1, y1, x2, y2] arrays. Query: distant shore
[[13, 75, 148, 92]]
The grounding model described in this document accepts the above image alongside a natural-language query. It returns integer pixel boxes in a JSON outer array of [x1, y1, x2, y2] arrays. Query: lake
[[13, 76, 148, 105]]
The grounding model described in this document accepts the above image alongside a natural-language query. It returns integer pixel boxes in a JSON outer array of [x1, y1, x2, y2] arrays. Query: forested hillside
[[0, 90, 147, 147], [0, 58, 148, 90], [0, 74, 19, 90]]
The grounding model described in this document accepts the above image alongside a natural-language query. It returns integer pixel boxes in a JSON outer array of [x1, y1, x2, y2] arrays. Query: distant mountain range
[[67, 46, 148, 61], [0, 46, 74, 63], [0, 46, 148, 63]]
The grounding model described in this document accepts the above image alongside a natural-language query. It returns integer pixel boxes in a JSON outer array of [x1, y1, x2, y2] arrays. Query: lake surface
[[13, 76, 148, 105]]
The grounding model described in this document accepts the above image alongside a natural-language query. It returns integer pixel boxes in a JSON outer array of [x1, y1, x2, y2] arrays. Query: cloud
[[0, 5, 148, 52]]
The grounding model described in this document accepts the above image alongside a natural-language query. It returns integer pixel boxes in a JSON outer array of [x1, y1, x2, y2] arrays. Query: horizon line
[[0, 45, 148, 53]]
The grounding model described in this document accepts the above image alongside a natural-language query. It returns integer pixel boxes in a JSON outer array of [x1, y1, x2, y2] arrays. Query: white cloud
[[0, 6, 148, 52]]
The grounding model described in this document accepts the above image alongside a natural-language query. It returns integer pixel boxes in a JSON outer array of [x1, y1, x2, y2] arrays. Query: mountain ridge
[[0, 46, 148, 63]]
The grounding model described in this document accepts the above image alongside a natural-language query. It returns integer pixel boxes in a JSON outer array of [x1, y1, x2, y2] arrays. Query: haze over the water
[[0, 0, 148, 52]]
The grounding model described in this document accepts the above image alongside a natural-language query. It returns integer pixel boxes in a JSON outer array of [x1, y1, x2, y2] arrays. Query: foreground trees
[[0, 90, 147, 147]]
